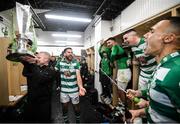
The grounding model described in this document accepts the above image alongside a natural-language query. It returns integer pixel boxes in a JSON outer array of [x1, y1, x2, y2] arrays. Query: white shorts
[[60, 92, 79, 104], [117, 68, 131, 90]]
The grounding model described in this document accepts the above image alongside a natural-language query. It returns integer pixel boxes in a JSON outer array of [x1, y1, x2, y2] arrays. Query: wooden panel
[[132, 56, 139, 90], [0, 37, 27, 106], [171, 8, 178, 16], [177, 8, 180, 16], [86, 47, 95, 71], [112, 62, 118, 106], [171, 7, 180, 16], [86, 54, 91, 71], [8, 62, 21, 95], [90, 47, 95, 71], [0, 38, 10, 105]]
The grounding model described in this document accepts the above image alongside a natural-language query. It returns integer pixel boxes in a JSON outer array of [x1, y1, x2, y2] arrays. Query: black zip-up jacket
[[22, 61, 57, 103]]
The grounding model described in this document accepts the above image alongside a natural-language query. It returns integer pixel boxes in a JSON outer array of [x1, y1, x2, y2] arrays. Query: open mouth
[[122, 42, 129, 46], [68, 55, 73, 60]]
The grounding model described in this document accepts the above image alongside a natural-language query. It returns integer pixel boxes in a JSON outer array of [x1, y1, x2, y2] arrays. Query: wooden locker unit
[[90, 47, 95, 71], [0, 37, 27, 106], [86, 48, 91, 71], [86, 46, 95, 72], [0, 38, 10, 105]]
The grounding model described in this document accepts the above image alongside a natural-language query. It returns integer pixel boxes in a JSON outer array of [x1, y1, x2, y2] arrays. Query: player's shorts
[[60, 92, 79, 104], [117, 68, 131, 90]]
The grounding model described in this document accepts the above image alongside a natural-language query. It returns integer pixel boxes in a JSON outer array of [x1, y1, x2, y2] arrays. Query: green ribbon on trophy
[[6, 2, 37, 62]]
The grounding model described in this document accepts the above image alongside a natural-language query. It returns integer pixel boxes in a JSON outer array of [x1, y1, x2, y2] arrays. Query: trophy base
[[6, 52, 35, 62]]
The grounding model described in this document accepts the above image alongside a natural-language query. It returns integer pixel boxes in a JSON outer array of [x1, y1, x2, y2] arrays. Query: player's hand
[[136, 99, 149, 108], [132, 60, 139, 65], [129, 108, 145, 122], [126, 89, 141, 100], [79, 87, 86, 96], [129, 109, 141, 122], [127, 59, 132, 66], [100, 40, 105, 45]]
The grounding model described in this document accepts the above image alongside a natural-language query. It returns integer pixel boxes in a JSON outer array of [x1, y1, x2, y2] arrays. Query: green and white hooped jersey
[[146, 51, 180, 123], [55, 58, 80, 94], [131, 38, 157, 79]]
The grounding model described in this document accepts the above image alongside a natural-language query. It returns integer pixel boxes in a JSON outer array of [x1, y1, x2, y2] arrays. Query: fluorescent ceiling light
[[52, 34, 82, 38], [45, 14, 91, 23], [55, 40, 67, 43], [55, 41, 81, 44]]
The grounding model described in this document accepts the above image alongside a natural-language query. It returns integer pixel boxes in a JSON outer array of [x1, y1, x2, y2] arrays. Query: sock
[[63, 112, 69, 123], [75, 112, 80, 123]]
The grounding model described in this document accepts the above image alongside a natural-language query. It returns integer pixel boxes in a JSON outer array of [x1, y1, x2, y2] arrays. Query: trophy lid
[[6, 52, 35, 62]]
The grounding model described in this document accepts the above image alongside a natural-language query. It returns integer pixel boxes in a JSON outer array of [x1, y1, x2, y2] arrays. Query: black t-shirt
[[22, 62, 56, 103]]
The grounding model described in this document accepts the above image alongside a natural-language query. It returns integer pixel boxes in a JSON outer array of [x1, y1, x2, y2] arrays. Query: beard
[[66, 55, 73, 61]]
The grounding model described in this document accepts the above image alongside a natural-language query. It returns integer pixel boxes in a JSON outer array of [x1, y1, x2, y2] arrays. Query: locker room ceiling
[[0, 0, 134, 32]]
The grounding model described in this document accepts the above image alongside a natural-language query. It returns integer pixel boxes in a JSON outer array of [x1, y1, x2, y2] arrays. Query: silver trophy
[[6, 2, 35, 62]]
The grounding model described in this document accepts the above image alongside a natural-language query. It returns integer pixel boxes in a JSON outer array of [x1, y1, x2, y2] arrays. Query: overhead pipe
[[93, 0, 107, 17], [92, 9, 106, 27], [92, 0, 110, 27]]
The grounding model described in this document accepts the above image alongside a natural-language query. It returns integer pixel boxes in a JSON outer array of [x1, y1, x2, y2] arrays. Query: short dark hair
[[63, 47, 72, 53], [107, 37, 116, 42], [123, 29, 137, 35], [167, 17, 180, 34]]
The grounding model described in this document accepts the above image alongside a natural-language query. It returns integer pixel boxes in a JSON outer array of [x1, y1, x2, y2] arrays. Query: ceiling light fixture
[[52, 34, 82, 38], [45, 14, 91, 23], [55, 40, 67, 43]]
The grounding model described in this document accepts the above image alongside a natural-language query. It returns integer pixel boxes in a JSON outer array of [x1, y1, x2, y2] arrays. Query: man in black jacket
[[21, 52, 57, 123]]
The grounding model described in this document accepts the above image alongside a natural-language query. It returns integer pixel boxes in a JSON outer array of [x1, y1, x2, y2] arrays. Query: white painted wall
[[84, 16, 102, 48], [84, 21, 95, 48], [0, 22, 6, 37], [121, 0, 180, 31], [101, 20, 113, 40], [94, 20, 102, 101], [36, 28, 84, 56], [84, 19, 113, 47], [37, 46, 83, 56], [111, 14, 121, 36], [0, 9, 13, 38], [36, 29, 84, 45]]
